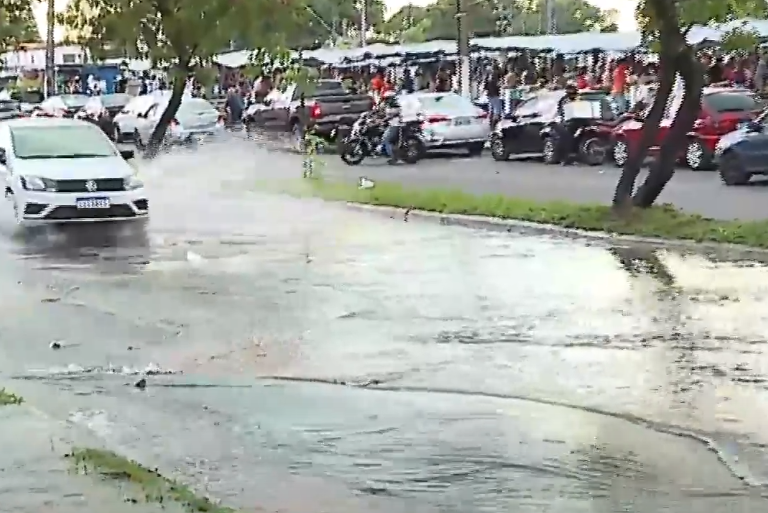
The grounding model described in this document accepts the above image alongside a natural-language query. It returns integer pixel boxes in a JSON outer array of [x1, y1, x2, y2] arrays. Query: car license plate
[[454, 117, 472, 126], [76, 197, 110, 209]]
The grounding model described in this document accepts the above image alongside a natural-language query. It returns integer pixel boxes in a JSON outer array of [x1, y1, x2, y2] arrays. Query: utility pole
[[45, 0, 56, 97], [455, 0, 469, 98], [359, 0, 368, 47], [545, 0, 556, 34]]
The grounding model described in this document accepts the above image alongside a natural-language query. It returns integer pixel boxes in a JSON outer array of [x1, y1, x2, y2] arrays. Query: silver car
[[134, 97, 223, 147], [400, 92, 490, 156]]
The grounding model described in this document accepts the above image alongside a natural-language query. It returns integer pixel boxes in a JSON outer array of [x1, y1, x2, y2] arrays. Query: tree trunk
[[611, 52, 675, 207], [633, 48, 703, 208], [144, 68, 187, 159]]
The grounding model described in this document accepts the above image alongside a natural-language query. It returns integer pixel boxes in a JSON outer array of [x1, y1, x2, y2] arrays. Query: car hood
[[12, 155, 133, 180]]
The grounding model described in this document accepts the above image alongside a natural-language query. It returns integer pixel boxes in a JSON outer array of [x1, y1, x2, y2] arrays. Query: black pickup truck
[[244, 79, 373, 140]]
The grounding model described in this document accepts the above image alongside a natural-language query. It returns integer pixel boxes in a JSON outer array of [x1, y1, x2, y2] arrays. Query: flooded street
[[1, 139, 768, 511]]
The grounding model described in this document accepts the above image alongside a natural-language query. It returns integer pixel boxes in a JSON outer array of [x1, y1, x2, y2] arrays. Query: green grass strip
[[0, 388, 23, 405], [290, 178, 768, 248], [68, 448, 237, 512]]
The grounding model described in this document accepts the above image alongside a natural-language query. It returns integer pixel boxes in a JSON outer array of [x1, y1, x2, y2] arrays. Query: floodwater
[[1, 139, 768, 512]]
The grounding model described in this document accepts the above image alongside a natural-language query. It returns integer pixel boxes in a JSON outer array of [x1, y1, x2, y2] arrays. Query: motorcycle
[[339, 113, 425, 166]]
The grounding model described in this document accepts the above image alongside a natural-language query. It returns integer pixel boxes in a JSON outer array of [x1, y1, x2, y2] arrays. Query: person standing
[[485, 65, 503, 128]]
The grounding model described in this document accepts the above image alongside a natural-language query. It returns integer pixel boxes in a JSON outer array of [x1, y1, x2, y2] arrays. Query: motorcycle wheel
[[398, 136, 425, 164], [340, 139, 366, 166], [579, 137, 607, 166]]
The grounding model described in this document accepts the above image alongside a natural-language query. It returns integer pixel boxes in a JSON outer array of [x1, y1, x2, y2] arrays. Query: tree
[[380, 0, 616, 41], [60, 0, 307, 156], [613, 0, 764, 209], [294, 0, 386, 47], [0, 0, 39, 53]]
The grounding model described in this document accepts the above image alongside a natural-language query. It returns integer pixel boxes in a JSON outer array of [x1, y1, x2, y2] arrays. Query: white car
[[112, 92, 166, 142], [399, 91, 490, 156], [133, 97, 223, 147], [32, 94, 89, 118], [0, 117, 147, 226]]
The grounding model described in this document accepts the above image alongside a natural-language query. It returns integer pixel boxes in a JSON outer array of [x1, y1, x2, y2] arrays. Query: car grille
[[53, 178, 125, 192], [44, 205, 136, 220]]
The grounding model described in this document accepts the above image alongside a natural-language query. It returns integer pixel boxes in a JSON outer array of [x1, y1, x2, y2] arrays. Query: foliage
[[68, 448, 238, 512], [279, 178, 768, 249], [59, 0, 307, 153], [380, 0, 617, 42], [0, 0, 40, 53], [296, 0, 386, 48]]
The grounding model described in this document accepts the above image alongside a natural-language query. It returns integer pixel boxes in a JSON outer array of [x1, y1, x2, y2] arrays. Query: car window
[[704, 92, 757, 113], [176, 99, 217, 124], [515, 98, 539, 115], [10, 124, 119, 159], [100, 93, 130, 108], [58, 94, 89, 109], [417, 93, 477, 115]]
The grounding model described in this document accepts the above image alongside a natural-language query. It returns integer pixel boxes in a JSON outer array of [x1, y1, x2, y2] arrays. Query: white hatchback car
[[0, 118, 147, 226]]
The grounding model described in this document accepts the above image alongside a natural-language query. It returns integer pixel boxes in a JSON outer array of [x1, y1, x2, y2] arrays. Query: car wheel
[[542, 138, 558, 164], [719, 151, 751, 186], [490, 135, 510, 161], [612, 138, 629, 167], [466, 142, 485, 157], [685, 139, 713, 170]]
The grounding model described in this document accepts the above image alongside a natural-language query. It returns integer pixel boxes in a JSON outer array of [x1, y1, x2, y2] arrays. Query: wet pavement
[[1, 138, 768, 511]]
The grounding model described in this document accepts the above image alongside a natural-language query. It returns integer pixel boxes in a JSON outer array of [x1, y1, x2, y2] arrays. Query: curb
[[343, 203, 768, 257]]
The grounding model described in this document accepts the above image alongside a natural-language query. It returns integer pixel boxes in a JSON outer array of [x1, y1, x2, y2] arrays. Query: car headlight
[[20, 176, 56, 191], [123, 174, 143, 190]]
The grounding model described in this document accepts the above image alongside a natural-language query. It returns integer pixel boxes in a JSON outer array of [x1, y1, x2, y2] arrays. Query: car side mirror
[[746, 121, 763, 133], [120, 149, 135, 160], [0, 147, 6, 165]]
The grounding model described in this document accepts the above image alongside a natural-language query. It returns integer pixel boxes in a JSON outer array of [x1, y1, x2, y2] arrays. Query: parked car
[[611, 86, 761, 170], [243, 79, 373, 145], [32, 94, 89, 118], [133, 97, 223, 148], [0, 99, 23, 121], [490, 89, 616, 164], [398, 91, 489, 156], [76, 93, 132, 141], [0, 117, 146, 226], [714, 109, 768, 185], [113, 91, 170, 142]]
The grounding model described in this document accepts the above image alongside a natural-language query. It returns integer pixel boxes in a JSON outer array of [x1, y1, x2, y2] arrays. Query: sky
[[32, 0, 638, 43]]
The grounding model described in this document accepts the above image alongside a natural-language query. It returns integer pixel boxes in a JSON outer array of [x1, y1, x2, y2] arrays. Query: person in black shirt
[[554, 83, 579, 165], [707, 57, 725, 85]]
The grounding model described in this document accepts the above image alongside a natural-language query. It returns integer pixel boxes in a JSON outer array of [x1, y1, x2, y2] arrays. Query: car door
[[136, 102, 159, 142], [262, 87, 291, 130], [115, 96, 146, 133], [501, 97, 539, 154], [527, 93, 560, 153]]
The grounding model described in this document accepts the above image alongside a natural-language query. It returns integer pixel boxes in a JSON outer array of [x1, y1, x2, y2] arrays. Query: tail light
[[424, 115, 449, 123], [476, 112, 488, 119], [309, 104, 321, 119], [217, 112, 226, 125]]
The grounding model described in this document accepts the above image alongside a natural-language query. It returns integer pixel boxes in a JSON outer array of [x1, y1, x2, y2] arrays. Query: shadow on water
[[8, 223, 152, 273]]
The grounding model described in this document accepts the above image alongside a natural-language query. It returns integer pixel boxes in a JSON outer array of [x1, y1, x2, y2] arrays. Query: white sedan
[[0, 117, 147, 226], [399, 91, 490, 156]]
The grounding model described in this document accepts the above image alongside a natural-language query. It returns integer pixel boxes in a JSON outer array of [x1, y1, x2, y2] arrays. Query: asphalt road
[[311, 151, 768, 221]]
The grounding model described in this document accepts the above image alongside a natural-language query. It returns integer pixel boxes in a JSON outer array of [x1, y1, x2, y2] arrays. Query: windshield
[[704, 92, 757, 113], [10, 124, 118, 159], [100, 94, 130, 108], [58, 94, 89, 109], [417, 94, 477, 115]]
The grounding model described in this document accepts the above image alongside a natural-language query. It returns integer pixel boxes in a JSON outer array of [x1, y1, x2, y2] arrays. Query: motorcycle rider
[[554, 83, 579, 165], [378, 91, 402, 165]]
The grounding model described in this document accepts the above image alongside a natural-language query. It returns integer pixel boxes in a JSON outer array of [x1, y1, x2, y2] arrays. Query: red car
[[611, 87, 761, 170]]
